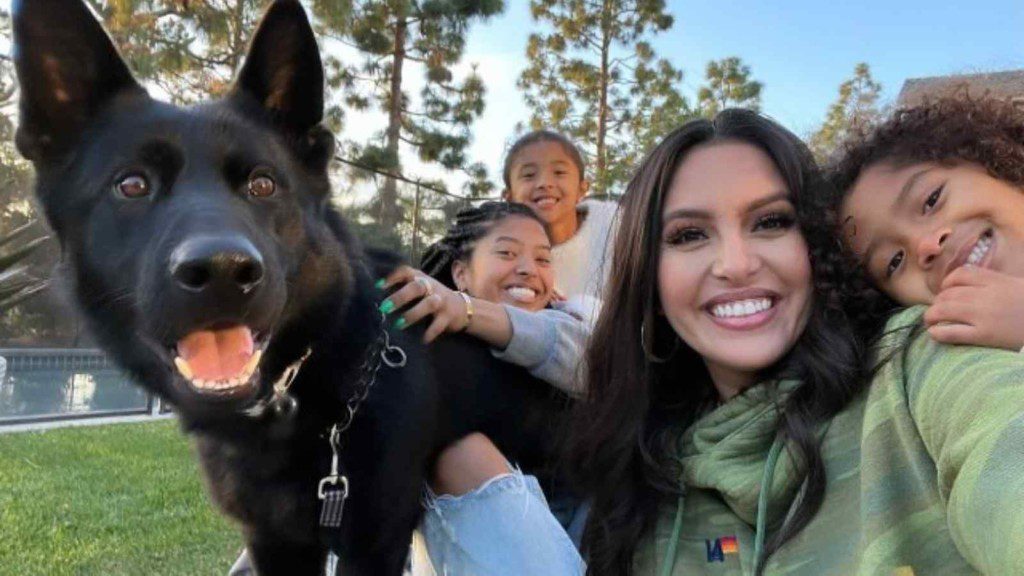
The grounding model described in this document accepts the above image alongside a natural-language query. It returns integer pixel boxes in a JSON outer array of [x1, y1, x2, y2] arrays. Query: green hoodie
[[634, 307, 1024, 575]]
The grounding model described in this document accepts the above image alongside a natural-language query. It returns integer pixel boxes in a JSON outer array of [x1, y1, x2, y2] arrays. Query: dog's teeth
[[174, 357, 194, 380], [243, 349, 263, 376]]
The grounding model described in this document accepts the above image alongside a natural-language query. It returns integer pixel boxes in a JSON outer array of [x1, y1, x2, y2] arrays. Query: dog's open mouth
[[172, 324, 267, 396]]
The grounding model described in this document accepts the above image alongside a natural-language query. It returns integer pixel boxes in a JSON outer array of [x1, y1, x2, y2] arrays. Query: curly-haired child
[[831, 94, 1024, 351]]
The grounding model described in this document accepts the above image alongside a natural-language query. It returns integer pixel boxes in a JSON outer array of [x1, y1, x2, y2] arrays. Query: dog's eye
[[248, 174, 276, 198], [116, 174, 150, 198]]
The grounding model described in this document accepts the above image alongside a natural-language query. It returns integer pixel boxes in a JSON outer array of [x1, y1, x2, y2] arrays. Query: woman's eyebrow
[[493, 236, 525, 245], [745, 191, 790, 211], [661, 191, 790, 223], [662, 207, 709, 222]]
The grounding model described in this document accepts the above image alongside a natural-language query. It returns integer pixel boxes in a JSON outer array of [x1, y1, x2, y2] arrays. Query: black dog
[[13, 1, 569, 574]]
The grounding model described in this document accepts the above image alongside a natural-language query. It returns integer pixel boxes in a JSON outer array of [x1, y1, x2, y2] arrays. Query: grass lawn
[[0, 420, 243, 576]]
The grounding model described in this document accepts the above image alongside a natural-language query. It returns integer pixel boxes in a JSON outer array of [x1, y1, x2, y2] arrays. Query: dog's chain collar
[[318, 311, 407, 529]]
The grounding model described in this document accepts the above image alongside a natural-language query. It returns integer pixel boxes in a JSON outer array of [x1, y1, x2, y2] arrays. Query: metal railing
[[0, 348, 165, 426]]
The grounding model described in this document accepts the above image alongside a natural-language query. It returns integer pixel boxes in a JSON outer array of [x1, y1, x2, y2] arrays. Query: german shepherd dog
[[13, 1, 569, 574]]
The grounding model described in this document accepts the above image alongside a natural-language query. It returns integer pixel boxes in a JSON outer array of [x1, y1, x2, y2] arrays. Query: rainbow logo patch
[[705, 536, 739, 562]]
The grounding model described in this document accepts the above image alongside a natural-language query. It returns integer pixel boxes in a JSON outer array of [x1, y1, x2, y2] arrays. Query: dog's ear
[[12, 0, 146, 161], [231, 0, 324, 136]]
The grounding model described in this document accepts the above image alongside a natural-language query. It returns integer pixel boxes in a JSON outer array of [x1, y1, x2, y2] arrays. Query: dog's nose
[[169, 235, 265, 295]]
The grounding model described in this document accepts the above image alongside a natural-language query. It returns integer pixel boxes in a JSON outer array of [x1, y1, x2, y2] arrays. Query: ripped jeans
[[421, 467, 587, 576]]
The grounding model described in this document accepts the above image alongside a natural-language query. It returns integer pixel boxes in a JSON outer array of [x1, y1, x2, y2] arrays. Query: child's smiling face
[[503, 141, 588, 243], [841, 161, 1024, 304]]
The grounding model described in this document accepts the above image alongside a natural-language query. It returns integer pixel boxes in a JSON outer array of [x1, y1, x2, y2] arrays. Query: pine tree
[[324, 0, 503, 234], [810, 62, 883, 162], [518, 0, 684, 196], [84, 1, 347, 129], [697, 56, 763, 117]]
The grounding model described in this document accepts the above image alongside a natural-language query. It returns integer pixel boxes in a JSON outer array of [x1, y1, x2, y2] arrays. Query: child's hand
[[923, 266, 1024, 351]]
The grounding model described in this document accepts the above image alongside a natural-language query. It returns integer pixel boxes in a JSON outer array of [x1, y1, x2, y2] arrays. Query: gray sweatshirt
[[491, 295, 599, 397]]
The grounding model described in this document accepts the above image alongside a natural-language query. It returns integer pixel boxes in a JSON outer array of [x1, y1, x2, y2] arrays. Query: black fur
[[13, 1, 568, 573]]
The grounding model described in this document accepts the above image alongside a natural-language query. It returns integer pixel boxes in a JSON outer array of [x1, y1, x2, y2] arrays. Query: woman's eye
[[755, 212, 795, 231], [885, 250, 905, 278], [248, 173, 276, 197], [665, 227, 706, 245], [537, 257, 552, 266], [496, 250, 515, 259], [923, 185, 944, 213], [115, 173, 150, 198], [520, 173, 535, 180]]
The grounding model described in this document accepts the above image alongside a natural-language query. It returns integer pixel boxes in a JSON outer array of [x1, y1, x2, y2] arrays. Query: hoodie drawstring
[[753, 436, 785, 574], [659, 435, 784, 576]]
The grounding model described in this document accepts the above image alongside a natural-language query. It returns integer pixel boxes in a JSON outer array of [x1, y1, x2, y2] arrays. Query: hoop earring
[[641, 318, 679, 363]]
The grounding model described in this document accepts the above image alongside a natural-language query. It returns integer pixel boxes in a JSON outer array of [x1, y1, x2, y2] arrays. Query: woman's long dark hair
[[564, 109, 867, 575]]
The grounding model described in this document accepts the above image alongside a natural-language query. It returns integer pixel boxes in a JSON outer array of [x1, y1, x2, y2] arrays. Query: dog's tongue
[[176, 326, 255, 381]]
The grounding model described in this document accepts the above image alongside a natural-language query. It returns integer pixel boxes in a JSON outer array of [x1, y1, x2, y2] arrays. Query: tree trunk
[[380, 12, 407, 232], [595, 1, 611, 195]]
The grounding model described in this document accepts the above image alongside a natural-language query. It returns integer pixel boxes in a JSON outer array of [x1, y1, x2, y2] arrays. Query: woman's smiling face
[[452, 215, 555, 312], [657, 141, 813, 398], [841, 161, 1024, 304]]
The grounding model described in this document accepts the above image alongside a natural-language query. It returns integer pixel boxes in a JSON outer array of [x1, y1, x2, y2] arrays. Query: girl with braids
[[378, 200, 594, 395], [418, 108, 1024, 576], [834, 95, 1024, 351]]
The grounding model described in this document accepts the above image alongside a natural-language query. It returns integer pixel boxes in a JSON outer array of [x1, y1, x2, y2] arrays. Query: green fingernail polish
[[379, 299, 394, 314], [375, 278, 386, 289], [394, 317, 406, 330]]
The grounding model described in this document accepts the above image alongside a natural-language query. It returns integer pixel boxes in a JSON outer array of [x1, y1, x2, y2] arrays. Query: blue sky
[[464, 0, 1024, 139], [4, 0, 1022, 194]]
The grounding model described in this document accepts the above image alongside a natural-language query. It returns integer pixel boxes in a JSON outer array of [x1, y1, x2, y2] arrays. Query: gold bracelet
[[458, 291, 474, 332]]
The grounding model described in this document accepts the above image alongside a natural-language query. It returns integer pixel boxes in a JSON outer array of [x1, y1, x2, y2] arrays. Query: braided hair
[[420, 201, 550, 290]]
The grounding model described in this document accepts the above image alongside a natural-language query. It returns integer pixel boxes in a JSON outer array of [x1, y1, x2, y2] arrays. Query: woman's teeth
[[710, 298, 773, 319], [506, 286, 538, 302], [535, 197, 558, 207], [966, 233, 993, 265]]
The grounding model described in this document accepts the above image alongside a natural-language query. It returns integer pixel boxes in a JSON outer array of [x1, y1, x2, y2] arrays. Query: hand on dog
[[924, 266, 1024, 351], [380, 266, 470, 344]]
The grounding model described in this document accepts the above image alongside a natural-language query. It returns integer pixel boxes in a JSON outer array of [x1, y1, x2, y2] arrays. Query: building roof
[[897, 69, 1024, 107]]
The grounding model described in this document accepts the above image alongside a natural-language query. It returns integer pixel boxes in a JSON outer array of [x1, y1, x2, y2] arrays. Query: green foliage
[[810, 63, 883, 162], [697, 56, 763, 117], [1, 10, 77, 345], [518, 0, 687, 196], [328, 0, 503, 232], [0, 9, 51, 316], [0, 222, 49, 311], [0, 422, 239, 575], [85, 1, 348, 131]]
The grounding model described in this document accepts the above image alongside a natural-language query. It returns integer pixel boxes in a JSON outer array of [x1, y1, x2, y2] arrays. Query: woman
[[423, 109, 1024, 575], [379, 200, 594, 395]]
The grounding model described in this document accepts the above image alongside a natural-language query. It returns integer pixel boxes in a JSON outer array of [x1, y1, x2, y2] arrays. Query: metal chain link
[[329, 311, 406, 443]]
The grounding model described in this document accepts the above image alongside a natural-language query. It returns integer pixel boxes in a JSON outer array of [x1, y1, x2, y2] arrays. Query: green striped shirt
[[636, 307, 1024, 575]]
